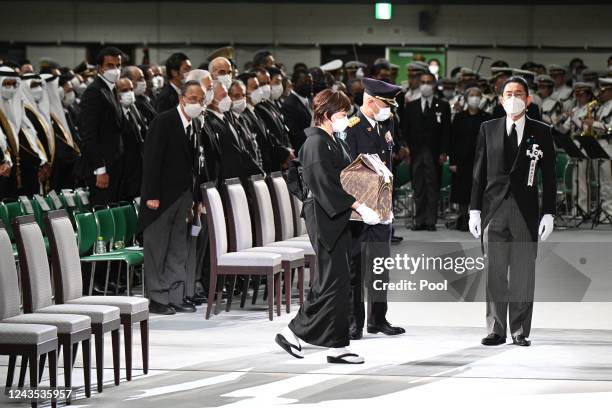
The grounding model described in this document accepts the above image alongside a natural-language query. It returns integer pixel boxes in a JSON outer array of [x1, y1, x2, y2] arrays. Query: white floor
[[2, 225, 612, 408]]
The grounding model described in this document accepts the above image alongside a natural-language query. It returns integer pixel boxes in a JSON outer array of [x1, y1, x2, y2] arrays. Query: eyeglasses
[[184, 98, 205, 106]]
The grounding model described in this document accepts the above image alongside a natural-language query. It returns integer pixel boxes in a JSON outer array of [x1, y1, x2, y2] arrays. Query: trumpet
[[580, 99, 599, 137]]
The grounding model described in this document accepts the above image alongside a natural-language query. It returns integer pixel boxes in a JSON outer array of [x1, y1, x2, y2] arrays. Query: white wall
[[2, 2, 611, 72]]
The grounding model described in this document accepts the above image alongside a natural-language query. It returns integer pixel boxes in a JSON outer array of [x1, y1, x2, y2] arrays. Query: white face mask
[[217, 95, 232, 113], [183, 102, 203, 119], [1, 85, 16, 101], [467, 96, 481, 109], [429, 65, 440, 75], [270, 84, 283, 100], [119, 91, 135, 107], [134, 80, 147, 96], [420, 83, 434, 97], [231, 98, 247, 114], [31, 86, 44, 102], [443, 89, 455, 99], [204, 89, 214, 106], [217, 74, 232, 90], [502, 96, 526, 116], [260, 84, 271, 100], [356, 67, 365, 79], [250, 87, 264, 105], [331, 116, 349, 133], [152, 75, 163, 91], [62, 91, 76, 107], [102, 68, 120, 84], [70, 77, 87, 96], [374, 106, 391, 122]]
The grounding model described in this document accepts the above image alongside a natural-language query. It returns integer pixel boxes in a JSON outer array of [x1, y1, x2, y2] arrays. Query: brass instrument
[[580, 99, 599, 137]]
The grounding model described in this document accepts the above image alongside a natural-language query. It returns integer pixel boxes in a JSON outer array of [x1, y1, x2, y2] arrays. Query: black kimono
[[289, 126, 356, 348]]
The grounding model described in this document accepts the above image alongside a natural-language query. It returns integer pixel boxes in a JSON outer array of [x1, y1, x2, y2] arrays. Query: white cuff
[[469, 210, 481, 216], [93, 166, 107, 175]]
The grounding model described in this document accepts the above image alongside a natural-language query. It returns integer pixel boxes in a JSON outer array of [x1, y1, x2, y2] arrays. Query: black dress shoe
[[481, 333, 506, 346], [169, 302, 196, 313], [427, 225, 437, 231], [512, 335, 531, 347], [149, 300, 176, 315], [191, 294, 207, 303], [349, 330, 363, 340], [184, 297, 203, 306], [412, 224, 427, 231], [367, 322, 405, 336], [391, 235, 403, 243]]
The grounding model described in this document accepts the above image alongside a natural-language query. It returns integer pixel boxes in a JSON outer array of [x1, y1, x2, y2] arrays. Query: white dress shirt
[[505, 113, 526, 146], [421, 95, 434, 112]]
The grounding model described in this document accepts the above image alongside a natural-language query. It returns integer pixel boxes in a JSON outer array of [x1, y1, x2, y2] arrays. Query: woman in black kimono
[[275, 89, 381, 364], [449, 87, 492, 230]]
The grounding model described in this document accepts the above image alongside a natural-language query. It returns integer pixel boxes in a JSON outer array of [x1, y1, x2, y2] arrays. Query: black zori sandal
[[326, 353, 364, 364], [275, 334, 304, 359]]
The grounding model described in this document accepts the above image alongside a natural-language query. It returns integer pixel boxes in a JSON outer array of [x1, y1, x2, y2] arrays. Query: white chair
[[12, 215, 121, 394], [224, 178, 305, 312], [201, 182, 283, 320], [45, 209, 149, 382]]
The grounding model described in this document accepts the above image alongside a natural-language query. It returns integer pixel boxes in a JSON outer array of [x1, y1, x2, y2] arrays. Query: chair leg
[[18, 355, 27, 387], [240, 275, 250, 308], [206, 272, 217, 319], [128, 265, 134, 296], [251, 276, 261, 305], [141, 265, 146, 297], [48, 349, 57, 408], [225, 276, 236, 312], [275, 272, 281, 317], [62, 341, 72, 404], [123, 322, 133, 381], [266, 272, 273, 321], [94, 326, 104, 393], [5, 354, 16, 392], [140, 319, 149, 374], [38, 354, 46, 382], [214, 276, 223, 315], [298, 266, 304, 305], [104, 261, 111, 295], [29, 353, 38, 408], [115, 262, 122, 295], [284, 265, 291, 313], [111, 328, 120, 386], [89, 262, 96, 296], [72, 342, 79, 367], [82, 339, 91, 398]]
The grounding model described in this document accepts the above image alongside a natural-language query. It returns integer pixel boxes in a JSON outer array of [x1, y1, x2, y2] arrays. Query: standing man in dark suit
[[77, 46, 125, 206], [470, 76, 556, 347], [155, 52, 191, 113], [281, 70, 313, 154], [345, 78, 405, 340], [124, 65, 157, 127], [138, 80, 206, 315], [402, 71, 451, 231]]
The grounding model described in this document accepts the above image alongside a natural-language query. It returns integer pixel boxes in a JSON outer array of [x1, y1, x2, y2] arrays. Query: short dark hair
[[312, 89, 351, 126], [95, 47, 124, 66], [370, 61, 391, 77], [293, 62, 308, 74], [181, 80, 202, 96], [165, 52, 189, 78], [420, 71, 436, 82], [491, 60, 509, 68], [267, 66, 282, 79], [253, 50, 272, 68], [292, 69, 308, 84], [502, 76, 529, 95], [237, 72, 256, 87]]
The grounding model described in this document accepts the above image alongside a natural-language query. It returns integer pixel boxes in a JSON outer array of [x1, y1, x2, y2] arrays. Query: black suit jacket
[[154, 83, 179, 114], [206, 111, 262, 184], [135, 94, 157, 128], [256, 101, 292, 149], [470, 116, 556, 242], [242, 106, 290, 173], [121, 105, 147, 199], [281, 93, 311, 153], [227, 112, 264, 175], [402, 97, 451, 156], [77, 75, 124, 177], [138, 108, 195, 232]]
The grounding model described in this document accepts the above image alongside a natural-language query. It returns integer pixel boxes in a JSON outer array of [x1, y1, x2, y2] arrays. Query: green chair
[[3, 200, 24, 242], [123, 205, 138, 247], [0, 202, 18, 257]]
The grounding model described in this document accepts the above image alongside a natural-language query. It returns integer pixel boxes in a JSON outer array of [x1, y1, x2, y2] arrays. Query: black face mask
[[353, 91, 364, 106], [294, 83, 313, 98]]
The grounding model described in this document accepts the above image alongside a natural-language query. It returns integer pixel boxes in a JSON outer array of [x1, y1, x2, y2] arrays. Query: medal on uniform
[[526, 143, 543, 187], [435, 111, 442, 123]]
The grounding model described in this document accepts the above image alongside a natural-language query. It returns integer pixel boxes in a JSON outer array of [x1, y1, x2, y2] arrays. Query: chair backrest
[[47, 190, 63, 209], [3, 200, 24, 241], [224, 178, 253, 251], [12, 215, 53, 313], [94, 208, 115, 249], [110, 206, 127, 247], [122, 205, 138, 245], [0, 202, 14, 241], [267, 172, 294, 240], [61, 189, 76, 208], [249, 175, 276, 246], [290, 194, 307, 236], [0, 221, 21, 320], [74, 212, 98, 256], [45, 210, 83, 303], [75, 188, 90, 209], [19, 195, 34, 215], [201, 182, 228, 260]]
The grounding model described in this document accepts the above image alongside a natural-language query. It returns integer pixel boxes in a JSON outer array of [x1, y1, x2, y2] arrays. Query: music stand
[[554, 132, 588, 226], [577, 135, 612, 228]]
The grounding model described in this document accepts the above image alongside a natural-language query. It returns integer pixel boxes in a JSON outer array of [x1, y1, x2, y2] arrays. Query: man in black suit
[[206, 81, 261, 184], [124, 65, 157, 127], [138, 80, 206, 315], [470, 76, 556, 347], [402, 71, 451, 231], [281, 70, 313, 154], [155, 52, 191, 113], [77, 46, 125, 206]]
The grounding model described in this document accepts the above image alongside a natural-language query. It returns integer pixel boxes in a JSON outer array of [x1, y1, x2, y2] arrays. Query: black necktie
[[509, 123, 518, 156], [424, 99, 431, 115]]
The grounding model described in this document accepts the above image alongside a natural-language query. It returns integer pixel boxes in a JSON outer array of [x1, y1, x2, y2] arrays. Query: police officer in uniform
[[536, 74, 566, 133], [345, 78, 405, 340], [548, 64, 573, 112], [589, 78, 612, 221]]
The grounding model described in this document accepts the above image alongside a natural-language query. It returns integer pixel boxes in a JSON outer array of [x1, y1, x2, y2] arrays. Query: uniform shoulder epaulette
[[348, 116, 360, 128]]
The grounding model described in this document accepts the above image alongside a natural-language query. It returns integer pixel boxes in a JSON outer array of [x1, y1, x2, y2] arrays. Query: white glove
[[356, 203, 381, 225], [468, 210, 481, 239], [539, 214, 554, 241]]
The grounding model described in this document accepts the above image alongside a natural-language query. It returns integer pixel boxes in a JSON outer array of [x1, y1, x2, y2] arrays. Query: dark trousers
[[87, 155, 125, 207], [484, 196, 536, 338], [412, 147, 440, 226], [349, 222, 392, 333]]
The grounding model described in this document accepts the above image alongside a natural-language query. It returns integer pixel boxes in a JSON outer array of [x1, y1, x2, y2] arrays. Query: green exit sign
[[375, 3, 392, 20]]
